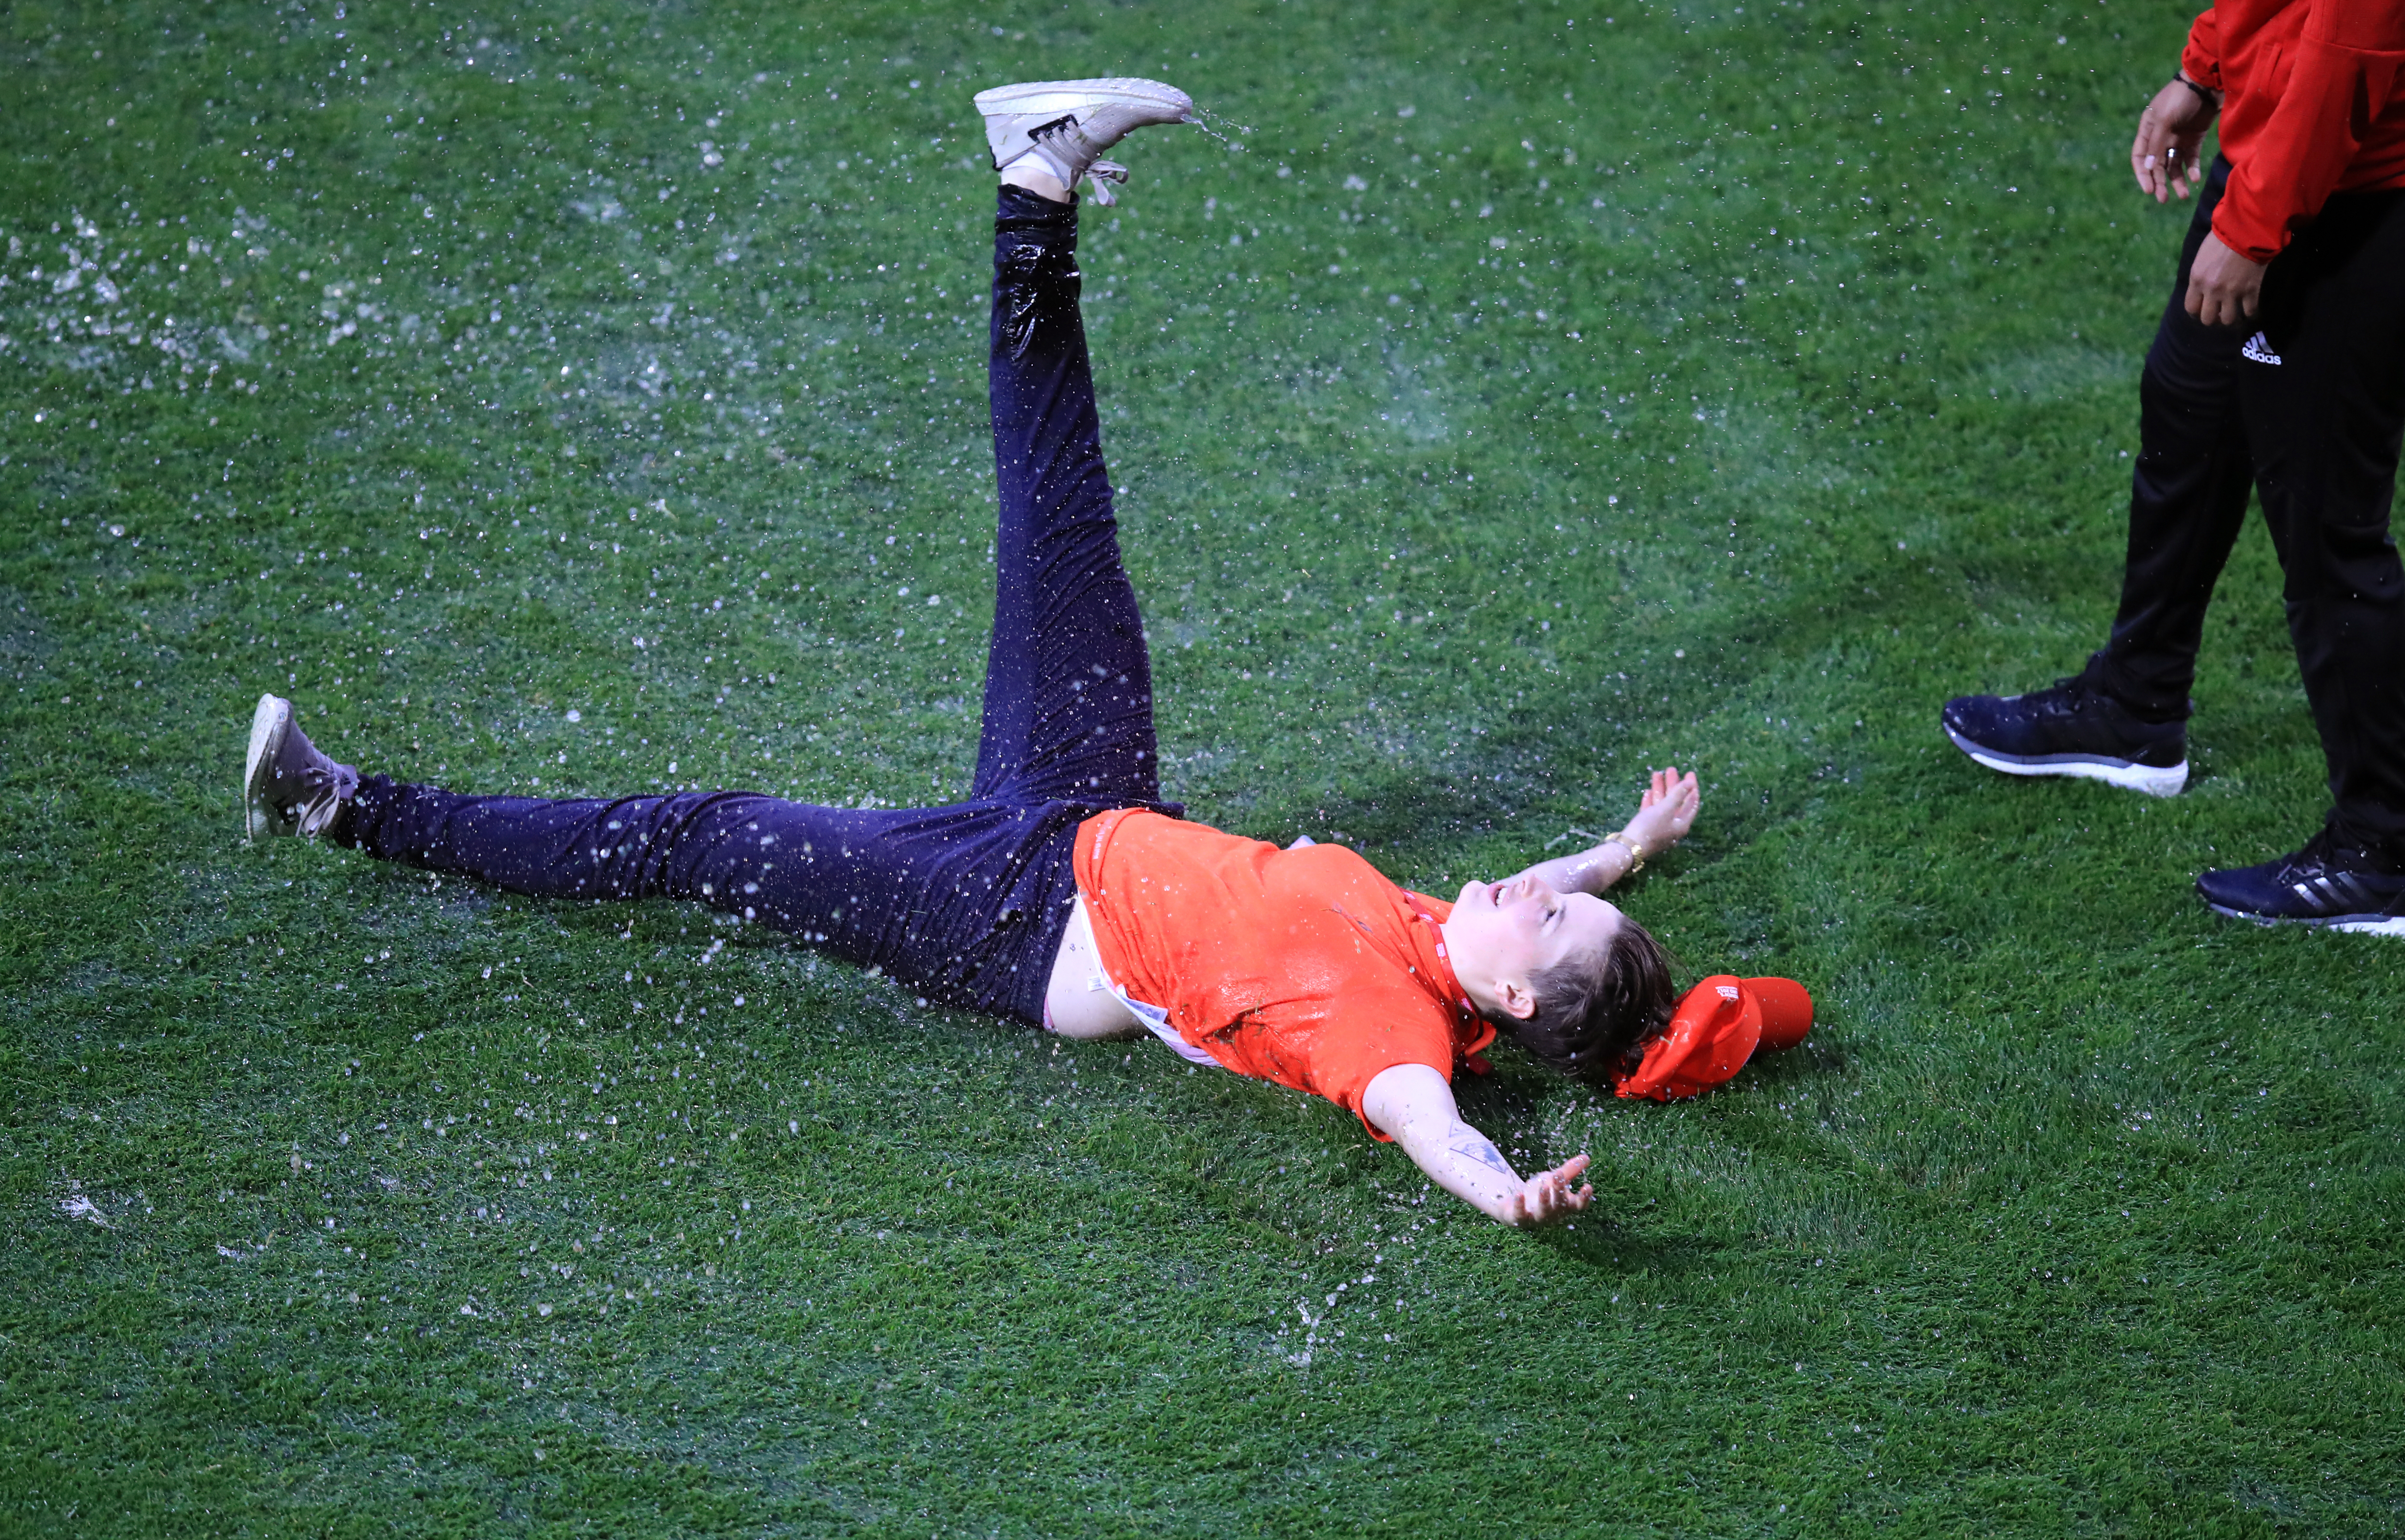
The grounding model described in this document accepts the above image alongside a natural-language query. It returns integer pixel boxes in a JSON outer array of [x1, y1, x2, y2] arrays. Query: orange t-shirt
[[1073, 809, 1495, 1136]]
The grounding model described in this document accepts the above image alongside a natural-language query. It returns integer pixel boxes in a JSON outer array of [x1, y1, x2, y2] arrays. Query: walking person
[[241, 80, 1810, 1227], [1940, 1, 2405, 932]]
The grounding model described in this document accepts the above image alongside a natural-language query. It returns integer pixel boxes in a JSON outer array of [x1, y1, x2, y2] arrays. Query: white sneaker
[[973, 77, 1193, 205], [244, 692, 360, 840]]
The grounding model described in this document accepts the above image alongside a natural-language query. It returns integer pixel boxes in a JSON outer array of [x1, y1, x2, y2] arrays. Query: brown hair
[[1511, 917, 1676, 1085]]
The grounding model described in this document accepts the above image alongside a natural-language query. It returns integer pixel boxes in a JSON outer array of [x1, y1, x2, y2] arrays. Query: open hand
[[1619, 766, 1700, 858], [2131, 76, 2217, 203], [1503, 1153, 1594, 1228]]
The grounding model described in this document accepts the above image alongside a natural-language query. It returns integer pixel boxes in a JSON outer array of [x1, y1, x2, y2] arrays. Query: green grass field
[[4, 0, 2402, 1532]]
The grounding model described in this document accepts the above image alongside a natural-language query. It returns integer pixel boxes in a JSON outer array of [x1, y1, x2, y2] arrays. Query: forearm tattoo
[[1448, 1130, 1515, 1177]]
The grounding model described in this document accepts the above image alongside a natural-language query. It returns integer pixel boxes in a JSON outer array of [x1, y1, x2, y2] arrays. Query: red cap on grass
[[1612, 975, 1814, 1102]]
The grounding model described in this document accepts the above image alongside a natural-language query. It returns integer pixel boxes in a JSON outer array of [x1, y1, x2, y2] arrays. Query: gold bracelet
[[1606, 833, 1646, 874]]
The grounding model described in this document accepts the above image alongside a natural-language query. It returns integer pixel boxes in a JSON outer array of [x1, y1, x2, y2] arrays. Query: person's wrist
[[1605, 831, 1647, 873], [2172, 71, 2221, 109]]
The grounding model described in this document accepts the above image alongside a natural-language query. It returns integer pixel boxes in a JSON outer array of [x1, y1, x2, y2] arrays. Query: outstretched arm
[[1511, 767, 1700, 896], [1360, 1063, 1592, 1228]]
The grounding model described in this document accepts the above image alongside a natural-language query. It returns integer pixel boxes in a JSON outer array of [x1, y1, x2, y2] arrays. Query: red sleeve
[[2183, 7, 2225, 91], [1310, 993, 1460, 1142], [2215, 0, 2405, 261]]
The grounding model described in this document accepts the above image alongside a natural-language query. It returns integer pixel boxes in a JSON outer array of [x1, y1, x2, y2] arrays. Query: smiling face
[[1442, 873, 1625, 1022]]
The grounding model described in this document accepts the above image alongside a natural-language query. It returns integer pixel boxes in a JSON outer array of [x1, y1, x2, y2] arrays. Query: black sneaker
[[2197, 831, 2405, 935], [1939, 677, 2188, 797]]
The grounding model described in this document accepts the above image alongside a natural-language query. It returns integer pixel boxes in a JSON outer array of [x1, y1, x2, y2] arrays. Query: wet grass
[[3, 0, 2402, 1534]]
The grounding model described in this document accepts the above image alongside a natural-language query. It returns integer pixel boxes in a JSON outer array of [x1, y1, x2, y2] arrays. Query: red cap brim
[[1743, 977, 1814, 1052]]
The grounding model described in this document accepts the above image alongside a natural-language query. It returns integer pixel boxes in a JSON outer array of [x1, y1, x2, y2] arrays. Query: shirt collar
[[1403, 894, 1498, 1072], [1402, 895, 1479, 1022]]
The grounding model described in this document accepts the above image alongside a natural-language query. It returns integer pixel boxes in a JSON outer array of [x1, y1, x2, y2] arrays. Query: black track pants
[[2083, 157, 2405, 853]]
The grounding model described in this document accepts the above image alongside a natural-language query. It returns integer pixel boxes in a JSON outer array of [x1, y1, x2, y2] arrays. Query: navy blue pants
[[340, 188, 1175, 1023], [2082, 156, 2405, 854]]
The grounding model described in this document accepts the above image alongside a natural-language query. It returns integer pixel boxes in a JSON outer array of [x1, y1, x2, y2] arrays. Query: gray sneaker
[[973, 77, 1194, 204], [243, 692, 359, 840]]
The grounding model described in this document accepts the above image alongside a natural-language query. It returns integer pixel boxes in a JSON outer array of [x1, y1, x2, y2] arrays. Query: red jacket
[[2182, 0, 2405, 262]]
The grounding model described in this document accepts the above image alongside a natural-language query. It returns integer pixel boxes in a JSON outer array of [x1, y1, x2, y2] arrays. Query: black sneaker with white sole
[[1939, 676, 2189, 797], [2196, 831, 2405, 935]]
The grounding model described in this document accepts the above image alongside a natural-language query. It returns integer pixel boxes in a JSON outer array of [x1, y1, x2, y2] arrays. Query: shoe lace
[[2273, 826, 2405, 889], [1082, 160, 1128, 205], [2286, 825, 2362, 880], [2043, 675, 2101, 709], [285, 758, 359, 836], [2037, 675, 2166, 729], [1028, 119, 1130, 205]]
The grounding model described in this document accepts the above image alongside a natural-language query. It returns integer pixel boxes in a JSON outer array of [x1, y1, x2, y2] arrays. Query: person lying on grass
[[243, 80, 1754, 1229]]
